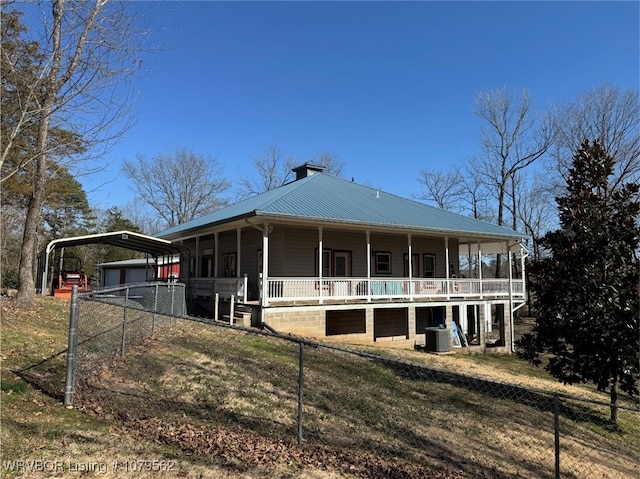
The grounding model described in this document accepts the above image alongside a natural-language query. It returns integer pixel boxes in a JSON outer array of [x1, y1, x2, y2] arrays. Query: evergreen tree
[[97, 207, 144, 264], [517, 139, 639, 424]]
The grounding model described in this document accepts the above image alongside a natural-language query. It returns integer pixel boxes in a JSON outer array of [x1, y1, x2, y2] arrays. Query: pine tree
[[517, 139, 639, 425]]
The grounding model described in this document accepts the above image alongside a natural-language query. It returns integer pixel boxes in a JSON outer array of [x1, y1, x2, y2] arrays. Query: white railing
[[264, 277, 524, 304], [190, 275, 248, 303]]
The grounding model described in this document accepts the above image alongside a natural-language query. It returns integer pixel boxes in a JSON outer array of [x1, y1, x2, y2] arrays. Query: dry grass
[[2, 296, 638, 479]]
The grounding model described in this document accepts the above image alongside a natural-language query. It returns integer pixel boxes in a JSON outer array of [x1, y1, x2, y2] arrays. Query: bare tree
[[120, 198, 165, 236], [417, 167, 464, 211], [308, 151, 345, 178], [416, 157, 496, 223], [515, 172, 556, 262], [3, 1, 145, 304], [237, 144, 345, 199], [475, 88, 554, 228], [550, 84, 639, 193], [237, 144, 296, 198], [123, 148, 231, 229], [458, 158, 496, 222], [474, 87, 554, 276]]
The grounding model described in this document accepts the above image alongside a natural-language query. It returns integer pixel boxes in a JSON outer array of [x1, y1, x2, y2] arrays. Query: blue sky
[[69, 1, 638, 210]]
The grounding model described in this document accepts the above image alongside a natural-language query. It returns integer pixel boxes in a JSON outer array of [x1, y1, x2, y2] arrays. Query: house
[[157, 163, 529, 353]]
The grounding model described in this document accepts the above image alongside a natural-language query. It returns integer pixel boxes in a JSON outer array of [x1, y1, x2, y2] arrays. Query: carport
[[37, 230, 189, 295]]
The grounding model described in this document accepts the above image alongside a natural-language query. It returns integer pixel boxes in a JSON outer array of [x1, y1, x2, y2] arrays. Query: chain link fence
[[36, 284, 640, 478]]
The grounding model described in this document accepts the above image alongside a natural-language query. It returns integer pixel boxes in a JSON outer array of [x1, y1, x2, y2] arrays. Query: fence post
[[214, 293, 219, 322], [297, 339, 304, 445], [152, 283, 159, 335], [121, 287, 129, 357], [554, 393, 560, 479], [230, 295, 235, 325], [64, 285, 79, 408]]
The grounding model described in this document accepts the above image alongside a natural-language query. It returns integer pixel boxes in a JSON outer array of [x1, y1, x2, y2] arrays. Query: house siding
[[265, 226, 458, 279], [268, 227, 287, 277]]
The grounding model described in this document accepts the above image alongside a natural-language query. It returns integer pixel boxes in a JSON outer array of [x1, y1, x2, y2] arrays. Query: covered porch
[[179, 222, 528, 310]]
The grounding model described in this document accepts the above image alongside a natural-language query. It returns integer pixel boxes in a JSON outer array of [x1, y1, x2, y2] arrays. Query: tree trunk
[[16, 108, 52, 305], [495, 183, 506, 278]]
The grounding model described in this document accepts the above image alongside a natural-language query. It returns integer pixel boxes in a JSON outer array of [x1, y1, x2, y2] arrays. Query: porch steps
[[221, 310, 252, 327]]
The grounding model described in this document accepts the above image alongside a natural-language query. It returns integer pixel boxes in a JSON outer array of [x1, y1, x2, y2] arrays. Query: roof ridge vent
[[292, 161, 326, 180]]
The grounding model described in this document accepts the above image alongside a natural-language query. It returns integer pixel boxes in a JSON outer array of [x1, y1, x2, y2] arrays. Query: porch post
[[213, 232, 219, 278], [366, 230, 371, 303], [508, 245, 515, 352], [318, 227, 324, 304], [195, 236, 201, 277], [407, 234, 413, 300], [445, 237, 450, 298], [261, 223, 269, 308], [477, 241, 483, 299], [236, 227, 242, 278], [520, 244, 527, 291]]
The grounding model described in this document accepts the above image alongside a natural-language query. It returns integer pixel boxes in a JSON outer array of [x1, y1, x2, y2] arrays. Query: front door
[[334, 251, 351, 277]]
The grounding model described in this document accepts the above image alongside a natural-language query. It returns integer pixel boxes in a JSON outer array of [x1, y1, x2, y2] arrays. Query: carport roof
[[42, 230, 186, 257]]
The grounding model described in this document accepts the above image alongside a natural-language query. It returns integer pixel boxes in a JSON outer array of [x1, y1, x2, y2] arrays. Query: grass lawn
[[1, 296, 638, 479]]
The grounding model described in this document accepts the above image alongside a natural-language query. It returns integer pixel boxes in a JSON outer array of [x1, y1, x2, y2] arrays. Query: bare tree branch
[[237, 144, 344, 199], [123, 148, 231, 228], [550, 84, 639, 193], [2, 0, 148, 304]]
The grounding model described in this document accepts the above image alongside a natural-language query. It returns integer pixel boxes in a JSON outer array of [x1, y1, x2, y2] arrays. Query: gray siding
[[179, 224, 461, 280], [270, 226, 457, 278]]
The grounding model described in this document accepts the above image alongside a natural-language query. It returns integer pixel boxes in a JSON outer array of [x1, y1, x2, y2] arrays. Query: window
[[222, 253, 236, 278], [423, 254, 436, 278], [375, 252, 392, 274], [314, 248, 332, 276]]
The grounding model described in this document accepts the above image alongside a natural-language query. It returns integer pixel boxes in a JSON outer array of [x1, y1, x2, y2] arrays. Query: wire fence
[[29, 283, 640, 478]]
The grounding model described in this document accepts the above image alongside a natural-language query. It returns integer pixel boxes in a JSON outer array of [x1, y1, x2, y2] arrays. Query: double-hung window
[[375, 252, 392, 274]]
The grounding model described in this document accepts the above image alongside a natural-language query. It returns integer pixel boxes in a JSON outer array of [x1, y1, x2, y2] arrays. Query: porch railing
[[265, 277, 525, 304], [189, 275, 248, 302], [184, 276, 524, 305]]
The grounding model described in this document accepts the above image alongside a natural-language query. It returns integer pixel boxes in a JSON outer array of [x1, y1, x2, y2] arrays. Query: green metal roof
[[157, 174, 526, 240]]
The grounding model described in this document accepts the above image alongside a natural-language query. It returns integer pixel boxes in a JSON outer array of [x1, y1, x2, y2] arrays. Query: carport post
[[41, 248, 51, 295], [64, 286, 79, 407]]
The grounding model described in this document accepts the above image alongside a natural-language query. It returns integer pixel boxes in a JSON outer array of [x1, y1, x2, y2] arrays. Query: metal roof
[[43, 230, 186, 257], [157, 174, 527, 241]]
